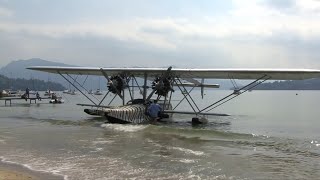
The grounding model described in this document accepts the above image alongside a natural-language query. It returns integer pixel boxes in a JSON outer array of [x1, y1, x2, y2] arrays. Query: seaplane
[[27, 66, 320, 124]]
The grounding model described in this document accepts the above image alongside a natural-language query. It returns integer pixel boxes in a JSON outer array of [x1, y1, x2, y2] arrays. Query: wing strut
[[132, 75, 143, 96], [120, 76, 135, 105], [229, 75, 239, 91], [167, 88, 174, 110], [143, 73, 148, 102], [176, 78, 201, 112], [201, 78, 205, 99], [108, 94, 118, 106], [199, 75, 271, 113], [124, 76, 134, 103], [65, 74, 105, 105], [173, 78, 198, 114], [172, 86, 196, 110], [58, 72, 98, 106], [98, 91, 110, 106]]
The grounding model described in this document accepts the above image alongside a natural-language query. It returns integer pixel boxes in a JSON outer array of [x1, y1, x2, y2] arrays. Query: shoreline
[[0, 159, 64, 180]]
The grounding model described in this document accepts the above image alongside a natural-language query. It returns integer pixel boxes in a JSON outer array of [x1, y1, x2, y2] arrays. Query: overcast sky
[[1, 0, 320, 68]]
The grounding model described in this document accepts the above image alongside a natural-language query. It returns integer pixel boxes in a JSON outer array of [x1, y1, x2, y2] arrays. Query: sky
[[1, 0, 320, 68]]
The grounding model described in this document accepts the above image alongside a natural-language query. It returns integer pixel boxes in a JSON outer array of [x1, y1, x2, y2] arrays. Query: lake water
[[0, 90, 319, 179]]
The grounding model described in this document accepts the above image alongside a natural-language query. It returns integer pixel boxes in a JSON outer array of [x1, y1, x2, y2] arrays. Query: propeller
[[99, 68, 125, 100], [151, 76, 173, 96], [146, 66, 173, 101], [107, 75, 127, 96]]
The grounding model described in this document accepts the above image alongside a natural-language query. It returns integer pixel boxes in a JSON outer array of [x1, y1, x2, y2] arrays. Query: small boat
[[44, 89, 53, 96], [88, 89, 93, 94], [49, 96, 64, 104], [94, 89, 103, 95], [63, 89, 77, 95], [69, 90, 76, 95], [0, 90, 9, 97], [3, 89, 23, 97], [9, 90, 22, 96], [94, 77, 103, 95], [28, 90, 37, 95]]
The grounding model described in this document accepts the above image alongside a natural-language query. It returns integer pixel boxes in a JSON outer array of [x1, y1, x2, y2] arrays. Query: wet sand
[[0, 161, 63, 180], [0, 168, 38, 180]]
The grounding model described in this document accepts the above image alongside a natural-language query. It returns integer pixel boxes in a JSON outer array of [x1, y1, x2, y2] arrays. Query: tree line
[[254, 78, 320, 90]]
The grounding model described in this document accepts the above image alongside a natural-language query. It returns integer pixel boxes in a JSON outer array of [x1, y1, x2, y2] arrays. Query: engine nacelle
[[151, 76, 173, 96], [108, 75, 127, 94]]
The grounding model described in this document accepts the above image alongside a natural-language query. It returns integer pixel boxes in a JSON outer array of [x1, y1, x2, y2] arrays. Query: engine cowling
[[151, 76, 173, 96], [108, 75, 126, 94]]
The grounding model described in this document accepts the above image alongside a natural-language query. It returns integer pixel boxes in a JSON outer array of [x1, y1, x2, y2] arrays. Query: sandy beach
[[0, 161, 63, 180], [0, 168, 38, 180]]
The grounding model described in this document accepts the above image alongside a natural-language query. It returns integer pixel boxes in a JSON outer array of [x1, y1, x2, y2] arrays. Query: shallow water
[[0, 90, 319, 179]]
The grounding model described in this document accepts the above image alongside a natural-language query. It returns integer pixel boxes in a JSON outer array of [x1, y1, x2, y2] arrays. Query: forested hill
[[0, 74, 65, 91], [254, 78, 320, 90]]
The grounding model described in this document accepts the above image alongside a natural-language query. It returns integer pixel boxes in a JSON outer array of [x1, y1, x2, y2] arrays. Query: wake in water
[[101, 123, 149, 132]]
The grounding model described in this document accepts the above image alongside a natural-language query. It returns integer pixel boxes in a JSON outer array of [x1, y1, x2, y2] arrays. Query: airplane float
[[27, 66, 320, 124]]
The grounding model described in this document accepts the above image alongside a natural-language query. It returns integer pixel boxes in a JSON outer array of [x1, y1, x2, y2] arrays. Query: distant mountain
[[0, 74, 65, 91], [0, 58, 75, 80], [0, 58, 81, 90], [0, 58, 104, 90]]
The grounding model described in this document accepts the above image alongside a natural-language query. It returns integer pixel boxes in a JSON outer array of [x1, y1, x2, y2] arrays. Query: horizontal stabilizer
[[77, 103, 112, 108], [176, 83, 220, 88], [163, 110, 229, 116]]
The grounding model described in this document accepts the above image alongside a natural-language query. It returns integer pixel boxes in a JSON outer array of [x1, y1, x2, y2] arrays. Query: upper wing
[[27, 66, 320, 80]]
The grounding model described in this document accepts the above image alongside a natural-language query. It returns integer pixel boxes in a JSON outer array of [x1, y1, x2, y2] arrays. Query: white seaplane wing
[[27, 66, 320, 80], [26, 66, 320, 124]]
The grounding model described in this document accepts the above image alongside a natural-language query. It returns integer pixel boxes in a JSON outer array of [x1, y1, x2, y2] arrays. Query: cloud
[[261, 0, 296, 10], [1, 0, 320, 46], [1, 0, 320, 68], [0, 19, 179, 50], [1, 12, 320, 48], [0, 6, 13, 17], [295, 0, 320, 13]]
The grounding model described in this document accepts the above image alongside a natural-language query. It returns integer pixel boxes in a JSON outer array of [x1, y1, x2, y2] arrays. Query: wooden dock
[[0, 96, 51, 106]]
